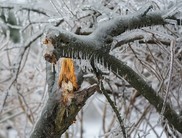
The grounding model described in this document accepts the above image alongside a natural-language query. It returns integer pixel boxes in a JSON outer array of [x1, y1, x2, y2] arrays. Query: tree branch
[[30, 84, 99, 138], [46, 62, 56, 95], [96, 52, 182, 134], [42, 6, 182, 135], [0, 3, 49, 16], [100, 80, 127, 138], [43, 9, 170, 61]]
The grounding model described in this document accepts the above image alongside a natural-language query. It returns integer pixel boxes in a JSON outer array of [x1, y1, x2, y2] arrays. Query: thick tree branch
[[96, 52, 182, 133], [30, 83, 99, 138], [43, 9, 172, 61], [42, 7, 182, 135], [46, 62, 56, 94], [92, 11, 165, 38]]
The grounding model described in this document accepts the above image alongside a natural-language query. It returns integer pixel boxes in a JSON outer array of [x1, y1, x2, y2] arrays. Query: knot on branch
[[44, 53, 57, 64]]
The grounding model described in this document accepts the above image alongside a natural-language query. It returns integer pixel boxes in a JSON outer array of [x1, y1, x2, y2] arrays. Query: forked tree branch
[[32, 6, 182, 137]]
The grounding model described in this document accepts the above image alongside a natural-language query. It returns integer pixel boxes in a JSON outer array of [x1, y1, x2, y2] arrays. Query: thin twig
[[128, 43, 162, 80], [0, 3, 49, 16], [62, 0, 77, 18], [102, 103, 107, 134], [145, 43, 163, 80], [99, 80, 127, 138], [160, 40, 175, 117], [49, 0, 63, 17], [128, 105, 151, 135], [0, 111, 24, 123], [17, 91, 35, 124], [80, 109, 84, 138], [49, 0, 71, 28], [142, 5, 153, 17]]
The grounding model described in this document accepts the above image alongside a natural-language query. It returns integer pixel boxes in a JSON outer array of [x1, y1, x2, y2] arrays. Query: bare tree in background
[[0, 0, 182, 138]]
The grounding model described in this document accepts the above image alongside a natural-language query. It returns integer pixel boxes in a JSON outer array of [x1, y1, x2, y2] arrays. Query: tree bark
[[30, 63, 99, 138]]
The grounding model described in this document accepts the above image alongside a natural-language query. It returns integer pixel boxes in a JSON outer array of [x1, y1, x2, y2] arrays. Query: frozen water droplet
[[71, 50, 74, 58], [63, 49, 65, 56], [106, 62, 108, 70], [109, 65, 111, 73], [99, 57, 101, 64], [79, 51, 82, 59], [102, 56, 104, 65], [85, 52, 88, 60], [116, 68, 119, 76], [68, 51, 70, 57]]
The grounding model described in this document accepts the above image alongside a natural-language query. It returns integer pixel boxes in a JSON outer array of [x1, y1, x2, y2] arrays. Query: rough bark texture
[[30, 80, 98, 138], [31, 7, 182, 137], [29, 62, 98, 138]]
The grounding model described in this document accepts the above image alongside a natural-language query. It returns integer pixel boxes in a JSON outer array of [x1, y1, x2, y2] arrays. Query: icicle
[[73, 50, 75, 59], [86, 51, 89, 60], [68, 50, 70, 58], [97, 55, 99, 64], [82, 52, 84, 60], [109, 65, 112, 73], [79, 51, 82, 59], [71, 50, 73, 58], [76, 50, 79, 59], [84, 63, 86, 72], [65, 52, 68, 57], [84, 52, 86, 60], [98, 57, 101, 64], [85, 52, 87, 61], [85, 55, 88, 71], [116, 68, 119, 76], [93, 54, 97, 71], [62, 49, 65, 57], [51, 63, 54, 72], [70, 50, 72, 59], [84, 52, 87, 60], [87, 62, 89, 72], [102, 56, 104, 66], [105, 61, 108, 70], [81, 60, 85, 72], [95, 55, 99, 72], [108, 64, 111, 72], [79, 61, 82, 68], [4, 9, 9, 22], [67, 50, 69, 58], [68, 50, 71, 58]]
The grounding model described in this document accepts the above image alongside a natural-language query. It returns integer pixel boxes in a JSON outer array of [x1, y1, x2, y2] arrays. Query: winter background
[[0, 0, 182, 138]]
